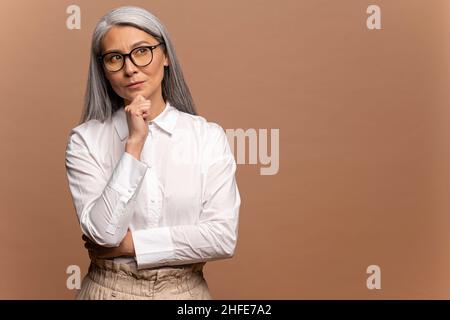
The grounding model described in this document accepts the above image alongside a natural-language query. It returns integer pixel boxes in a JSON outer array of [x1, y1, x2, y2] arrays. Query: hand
[[82, 230, 135, 260], [125, 94, 151, 144]]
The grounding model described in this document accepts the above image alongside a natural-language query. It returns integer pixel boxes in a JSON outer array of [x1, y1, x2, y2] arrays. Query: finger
[[135, 99, 150, 106], [133, 94, 145, 103], [125, 101, 150, 115], [130, 107, 147, 117], [136, 103, 151, 112], [139, 105, 151, 113], [130, 107, 148, 119], [139, 101, 151, 107], [129, 96, 147, 108]]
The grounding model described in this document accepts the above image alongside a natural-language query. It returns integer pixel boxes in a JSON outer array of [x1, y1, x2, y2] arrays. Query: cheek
[[106, 74, 121, 89], [108, 75, 126, 96], [104, 64, 165, 99], [152, 72, 164, 88], [145, 65, 165, 83]]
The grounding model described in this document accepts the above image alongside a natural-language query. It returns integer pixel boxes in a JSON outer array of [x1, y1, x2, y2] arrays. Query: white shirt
[[65, 101, 241, 270]]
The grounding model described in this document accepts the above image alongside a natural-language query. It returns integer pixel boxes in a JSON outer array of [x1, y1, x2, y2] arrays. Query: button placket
[[146, 170, 163, 226], [143, 126, 164, 226]]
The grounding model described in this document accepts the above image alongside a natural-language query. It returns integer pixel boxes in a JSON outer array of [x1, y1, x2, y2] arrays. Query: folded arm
[[132, 125, 241, 269], [65, 131, 148, 247]]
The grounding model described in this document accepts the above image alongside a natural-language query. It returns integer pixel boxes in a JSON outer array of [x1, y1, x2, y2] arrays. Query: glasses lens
[[103, 53, 123, 72], [131, 47, 153, 66], [102, 47, 154, 71]]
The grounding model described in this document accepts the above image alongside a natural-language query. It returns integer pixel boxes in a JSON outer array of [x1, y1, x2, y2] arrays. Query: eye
[[134, 47, 150, 56], [110, 54, 122, 61], [104, 54, 122, 63]]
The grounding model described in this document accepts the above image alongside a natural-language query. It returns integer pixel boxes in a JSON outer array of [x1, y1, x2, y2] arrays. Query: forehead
[[101, 25, 157, 51]]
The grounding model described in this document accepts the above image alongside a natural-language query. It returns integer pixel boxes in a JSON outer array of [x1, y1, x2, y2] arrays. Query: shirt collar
[[113, 101, 179, 141]]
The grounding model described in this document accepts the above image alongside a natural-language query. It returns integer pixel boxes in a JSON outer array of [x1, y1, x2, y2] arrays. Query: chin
[[125, 91, 151, 100]]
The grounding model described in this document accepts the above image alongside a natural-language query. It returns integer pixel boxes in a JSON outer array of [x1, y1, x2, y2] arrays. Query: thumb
[[134, 94, 145, 102]]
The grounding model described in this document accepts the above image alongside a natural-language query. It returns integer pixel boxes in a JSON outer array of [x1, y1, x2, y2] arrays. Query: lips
[[126, 81, 145, 87]]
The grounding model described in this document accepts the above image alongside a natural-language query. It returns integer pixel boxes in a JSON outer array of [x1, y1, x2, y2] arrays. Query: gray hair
[[80, 6, 197, 124]]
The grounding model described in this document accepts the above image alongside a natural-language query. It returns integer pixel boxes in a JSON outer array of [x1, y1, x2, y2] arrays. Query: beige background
[[1, 0, 450, 299]]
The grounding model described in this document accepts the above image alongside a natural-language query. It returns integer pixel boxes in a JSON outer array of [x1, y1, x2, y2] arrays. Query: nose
[[123, 55, 138, 74]]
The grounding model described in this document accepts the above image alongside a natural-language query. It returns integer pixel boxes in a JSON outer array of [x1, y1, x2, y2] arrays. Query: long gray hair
[[79, 6, 197, 124]]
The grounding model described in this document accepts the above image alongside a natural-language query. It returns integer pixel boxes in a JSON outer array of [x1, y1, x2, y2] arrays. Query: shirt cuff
[[132, 227, 176, 269], [107, 152, 148, 203]]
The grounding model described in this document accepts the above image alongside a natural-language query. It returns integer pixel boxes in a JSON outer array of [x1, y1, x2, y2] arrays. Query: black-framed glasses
[[98, 43, 164, 72]]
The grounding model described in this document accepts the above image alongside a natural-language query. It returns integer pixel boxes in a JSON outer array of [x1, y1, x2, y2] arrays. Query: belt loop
[[150, 271, 158, 298], [109, 267, 118, 295], [175, 271, 184, 295]]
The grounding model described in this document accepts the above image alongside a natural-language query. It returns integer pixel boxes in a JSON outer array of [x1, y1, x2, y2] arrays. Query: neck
[[147, 95, 166, 122]]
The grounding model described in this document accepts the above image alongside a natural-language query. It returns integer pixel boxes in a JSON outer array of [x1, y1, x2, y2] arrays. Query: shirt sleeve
[[132, 123, 241, 269], [65, 130, 149, 247]]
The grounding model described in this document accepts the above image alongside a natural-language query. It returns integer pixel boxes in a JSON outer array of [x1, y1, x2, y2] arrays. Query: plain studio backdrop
[[1, 0, 450, 299]]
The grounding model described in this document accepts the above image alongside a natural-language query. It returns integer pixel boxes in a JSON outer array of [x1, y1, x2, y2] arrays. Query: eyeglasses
[[98, 43, 164, 72]]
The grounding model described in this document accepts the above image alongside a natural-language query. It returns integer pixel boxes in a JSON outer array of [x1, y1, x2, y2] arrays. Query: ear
[[164, 55, 169, 67]]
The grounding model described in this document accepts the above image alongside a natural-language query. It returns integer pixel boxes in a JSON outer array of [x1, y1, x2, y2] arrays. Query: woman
[[64, 6, 241, 300]]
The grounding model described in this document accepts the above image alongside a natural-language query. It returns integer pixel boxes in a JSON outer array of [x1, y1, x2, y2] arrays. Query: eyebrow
[[102, 40, 153, 55]]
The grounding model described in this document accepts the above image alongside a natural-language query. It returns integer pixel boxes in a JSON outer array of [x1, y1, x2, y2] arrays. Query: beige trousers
[[75, 258, 213, 300]]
